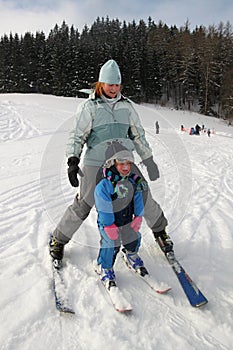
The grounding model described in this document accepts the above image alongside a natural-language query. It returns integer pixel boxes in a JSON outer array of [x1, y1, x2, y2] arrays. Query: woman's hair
[[93, 82, 104, 97]]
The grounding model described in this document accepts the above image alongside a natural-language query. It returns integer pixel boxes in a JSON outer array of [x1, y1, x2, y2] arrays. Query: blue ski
[[52, 259, 75, 314], [156, 238, 208, 307]]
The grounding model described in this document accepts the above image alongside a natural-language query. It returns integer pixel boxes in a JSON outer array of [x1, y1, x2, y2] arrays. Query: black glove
[[67, 157, 80, 187], [143, 156, 160, 181]]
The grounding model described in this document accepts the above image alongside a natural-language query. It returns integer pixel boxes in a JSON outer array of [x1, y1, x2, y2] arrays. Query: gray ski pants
[[53, 164, 167, 244]]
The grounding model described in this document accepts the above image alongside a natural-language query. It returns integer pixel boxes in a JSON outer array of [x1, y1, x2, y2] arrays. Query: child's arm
[[133, 190, 144, 217], [94, 179, 115, 226]]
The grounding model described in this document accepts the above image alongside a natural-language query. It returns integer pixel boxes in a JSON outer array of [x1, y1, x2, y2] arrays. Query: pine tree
[[0, 18, 233, 120]]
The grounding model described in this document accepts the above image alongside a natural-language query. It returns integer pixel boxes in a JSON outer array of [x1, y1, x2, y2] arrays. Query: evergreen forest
[[0, 17, 233, 120]]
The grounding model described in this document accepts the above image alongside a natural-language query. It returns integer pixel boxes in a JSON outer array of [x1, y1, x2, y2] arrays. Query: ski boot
[[93, 261, 116, 290], [101, 268, 116, 290], [49, 236, 64, 261], [154, 229, 174, 254], [122, 248, 148, 277]]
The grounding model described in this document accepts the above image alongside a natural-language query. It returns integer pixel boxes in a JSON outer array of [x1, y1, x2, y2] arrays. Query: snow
[[0, 93, 232, 350]]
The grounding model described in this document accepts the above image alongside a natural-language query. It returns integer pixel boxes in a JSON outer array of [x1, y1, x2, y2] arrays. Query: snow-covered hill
[[0, 94, 232, 350]]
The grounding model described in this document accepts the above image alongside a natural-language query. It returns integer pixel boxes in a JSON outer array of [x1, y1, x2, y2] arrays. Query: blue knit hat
[[99, 59, 122, 84]]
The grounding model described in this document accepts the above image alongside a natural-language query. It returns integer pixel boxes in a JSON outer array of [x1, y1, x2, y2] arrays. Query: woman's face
[[102, 83, 120, 98]]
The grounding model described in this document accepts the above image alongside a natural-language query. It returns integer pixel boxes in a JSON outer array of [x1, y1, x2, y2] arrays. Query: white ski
[[121, 250, 171, 294], [105, 284, 133, 313], [93, 262, 132, 313]]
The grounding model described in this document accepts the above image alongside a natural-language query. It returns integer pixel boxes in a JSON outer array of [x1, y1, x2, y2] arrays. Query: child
[[94, 142, 148, 289]]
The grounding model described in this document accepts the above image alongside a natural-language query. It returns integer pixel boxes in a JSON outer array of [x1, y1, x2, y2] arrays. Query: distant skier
[[207, 129, 211, 137], [195, 124, 201, 135], [189, 127, 195, 135], [155, 121, 160, 134], [93, 142, 148, 288]]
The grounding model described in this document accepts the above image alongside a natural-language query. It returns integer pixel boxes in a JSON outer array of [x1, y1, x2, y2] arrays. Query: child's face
[[102, 83, 120, 98], [115, 160, 131, 176]]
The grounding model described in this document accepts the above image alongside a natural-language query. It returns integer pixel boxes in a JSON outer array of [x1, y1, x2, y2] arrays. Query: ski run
[[0, 93, 233, 350]]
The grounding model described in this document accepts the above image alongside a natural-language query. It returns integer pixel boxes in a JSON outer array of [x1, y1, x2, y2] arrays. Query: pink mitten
[[104, 224, 119, 240], [130, 216, 142, 232]]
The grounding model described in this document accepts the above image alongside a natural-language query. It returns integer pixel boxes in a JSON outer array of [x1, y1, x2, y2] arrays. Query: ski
[[156, 237, 208, 308], [93, 263, 132, 313], [103, 283, 133, 313], [121, 249, 171, 294], [51, 259, 75, 314]]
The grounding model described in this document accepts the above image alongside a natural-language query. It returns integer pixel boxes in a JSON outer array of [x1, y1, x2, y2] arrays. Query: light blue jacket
[[66, 94, 153, 166]]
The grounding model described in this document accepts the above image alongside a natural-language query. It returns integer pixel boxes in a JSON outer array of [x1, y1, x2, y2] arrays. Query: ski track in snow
[[0, 94, 233, 350], [0, 101, 43, 142]]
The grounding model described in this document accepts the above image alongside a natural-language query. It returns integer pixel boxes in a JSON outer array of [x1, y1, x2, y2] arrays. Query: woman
[[49, 59, 173, 261]]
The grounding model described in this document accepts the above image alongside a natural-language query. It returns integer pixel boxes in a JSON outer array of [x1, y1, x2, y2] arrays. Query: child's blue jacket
[[94, 172, 145, 228]]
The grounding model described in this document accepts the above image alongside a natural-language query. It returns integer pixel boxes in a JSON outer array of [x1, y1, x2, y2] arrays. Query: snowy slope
[[0, 94, 232, 350]]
